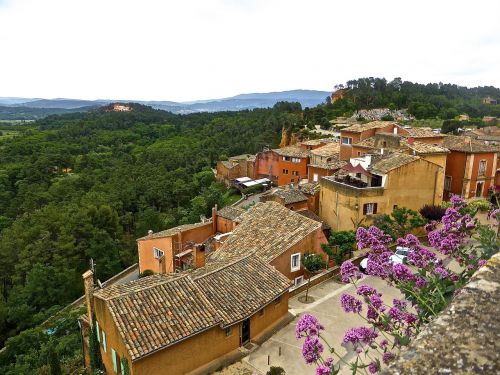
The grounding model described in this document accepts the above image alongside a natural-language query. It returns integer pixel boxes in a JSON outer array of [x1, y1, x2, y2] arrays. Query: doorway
[[476, 181, 484, 198], [241, 318, 250, 346]]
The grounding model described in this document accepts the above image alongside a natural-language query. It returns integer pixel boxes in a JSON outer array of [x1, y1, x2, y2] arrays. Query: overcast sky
[[0, 0, 499, 102]]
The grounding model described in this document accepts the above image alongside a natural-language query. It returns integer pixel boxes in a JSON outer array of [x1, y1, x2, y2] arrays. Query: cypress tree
[[47, 340, 62, 375], [89, 316, 104, 372]]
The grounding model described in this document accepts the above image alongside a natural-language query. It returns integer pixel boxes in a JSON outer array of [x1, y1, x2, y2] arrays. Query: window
[[292, 157, 301, 163], [101, 330, 107, 353], [478, 160, 487, 176], [283, 156, 290, 161], [290, 179, 294, 183], [96, 321, 100, 343], [121, 360, 129, 375], [357, 152, 361, 156], [294, 276, 304, 286], [313, 173, 319, 182], [342, 137, 352, 145], [291, 253, 301, 272], [444, 176, 452, 191], [292, 170, 299, 176], [112, 349, 121, 373], [274, 295, 282, 305], [153, 247, 164, 259], [363, 203, 378, 215], [393, 205, 398, 210], [476, 181, 484, 198], [282, 169, 288, 174], [224, 327, 232, 337]]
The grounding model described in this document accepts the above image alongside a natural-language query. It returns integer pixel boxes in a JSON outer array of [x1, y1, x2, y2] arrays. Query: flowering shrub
[[296, 195, 499, 374]]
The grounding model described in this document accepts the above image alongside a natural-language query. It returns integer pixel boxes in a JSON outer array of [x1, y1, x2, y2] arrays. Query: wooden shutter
[[362, 204, 367, 214], [112, 349, 118, 373], [373, 203, 378, 214]]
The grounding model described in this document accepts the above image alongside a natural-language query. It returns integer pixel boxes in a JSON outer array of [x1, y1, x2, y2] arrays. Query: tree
[[374, 207, 426, 239], [89, 317, 103, 372], [267, 366, 286, 375], [302, 253, 326, 302], [47, 340, 62, 375], [321, 230, 357, 266]]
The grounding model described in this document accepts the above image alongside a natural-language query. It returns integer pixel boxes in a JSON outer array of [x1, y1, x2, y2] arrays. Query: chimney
[[407, 137, 415, 145], [82, 270, 95, 326], [212, 204, 218, 233]]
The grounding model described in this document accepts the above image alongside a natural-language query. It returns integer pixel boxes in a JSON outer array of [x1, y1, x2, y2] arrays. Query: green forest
[[0, 103, 300, 374], [304, 77, 500, 126]]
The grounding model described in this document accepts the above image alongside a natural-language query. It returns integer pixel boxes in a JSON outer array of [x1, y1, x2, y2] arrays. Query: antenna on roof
[[97, 279, 103, 289]]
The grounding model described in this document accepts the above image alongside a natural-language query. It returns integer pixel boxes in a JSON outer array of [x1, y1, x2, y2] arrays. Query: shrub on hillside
[[419, 204, 447, 221]]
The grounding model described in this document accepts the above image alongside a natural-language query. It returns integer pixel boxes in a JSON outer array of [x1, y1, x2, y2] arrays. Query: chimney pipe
[[82, 270, 95, 326], [212, 204, 218, 233]]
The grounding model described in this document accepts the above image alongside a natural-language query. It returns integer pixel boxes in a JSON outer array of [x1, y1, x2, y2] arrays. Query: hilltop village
[[78, 119, 500, 375]]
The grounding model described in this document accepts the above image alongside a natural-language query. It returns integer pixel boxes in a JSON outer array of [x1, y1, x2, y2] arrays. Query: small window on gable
[[153, 247, 164, 259], [478, 160, 487, 175]]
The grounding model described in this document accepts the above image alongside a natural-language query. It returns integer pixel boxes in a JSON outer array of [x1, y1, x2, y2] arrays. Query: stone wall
[[383, 252, 500, 374]]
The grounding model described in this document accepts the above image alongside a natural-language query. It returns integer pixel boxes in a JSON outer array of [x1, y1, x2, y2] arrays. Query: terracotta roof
[[97, 274, 221, 361], [442, 135, 500, 153], [369, 153, 420, 174], [193, 256, 290, 327], [404, 128, 440, 138], [300, 138, 335, 146], [229, 154, 256, 162], [308, 159, 348, 171], [95, 255, 290, 361], [137, 221, 211, 240], [217, 206, 245, 221], [354, 137, 376, 149], [206, 202, 321, 265], [400, 139, 449, 154], [261, 187, 308, 205], [296, 209, 331, 231], [298, 182, 321, 195], [311, 142, 341, 157], [341, 121, 398, 133], [220, 160, 235, 169], [273, 146, 310, 158]]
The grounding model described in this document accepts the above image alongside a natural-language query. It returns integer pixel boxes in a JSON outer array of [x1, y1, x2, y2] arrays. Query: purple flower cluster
[[342, 327, 378, 348], [433, 266, 449, 279], [340, 293, 363, 313], [302, 336, 324, 364], [356, 284, 378, 297], [340, 260, 362, 283], [356, 226, 392, 252], [382, 351, 394, 364], [315, 358, 334, 375], [392, 263, 415, 282], [296, 313, 324, 339], [368, 361, 379, 373]]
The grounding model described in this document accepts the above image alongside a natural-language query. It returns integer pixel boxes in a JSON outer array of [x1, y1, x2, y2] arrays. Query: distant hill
[[0, 89, 330, 119]]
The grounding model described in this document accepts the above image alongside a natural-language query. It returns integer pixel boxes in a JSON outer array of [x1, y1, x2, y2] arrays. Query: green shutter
[[102, 331, 107, 352], [112, 349, 118, 373], [95, 321, 100, 342]]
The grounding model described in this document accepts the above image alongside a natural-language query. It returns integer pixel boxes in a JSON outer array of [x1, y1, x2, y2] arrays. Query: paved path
[[244, 276, 404, 375]]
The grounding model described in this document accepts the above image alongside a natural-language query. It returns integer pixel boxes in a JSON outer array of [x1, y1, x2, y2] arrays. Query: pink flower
[[340, 260, 362, 283]]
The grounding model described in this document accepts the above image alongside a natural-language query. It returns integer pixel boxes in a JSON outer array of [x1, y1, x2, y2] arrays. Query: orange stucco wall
[[308, 165, 335, 183], [255, 150, 279, 184], [277, 156, 308, 185], [468, 152, 496, 198], [216, 216, 238, 234], [138, 223, 214, 274], [93, 292, 289, 375], [270, 229, 328, 281], [94, 297, 133, 375]]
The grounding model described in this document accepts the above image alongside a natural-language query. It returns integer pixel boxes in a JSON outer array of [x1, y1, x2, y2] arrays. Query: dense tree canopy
[[305, 77, 500, 121]]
